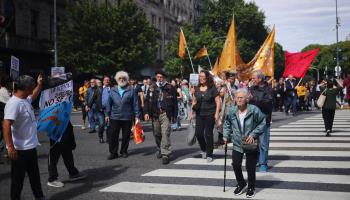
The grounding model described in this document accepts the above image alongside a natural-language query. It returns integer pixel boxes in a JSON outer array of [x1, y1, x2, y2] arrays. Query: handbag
[[241, 136, 258, 153], [186, 120, 197, 146], [317, 89, 327, 108]]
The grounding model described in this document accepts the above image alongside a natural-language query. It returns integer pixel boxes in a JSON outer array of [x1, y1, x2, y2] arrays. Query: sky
[[247, 0, 350, 52]]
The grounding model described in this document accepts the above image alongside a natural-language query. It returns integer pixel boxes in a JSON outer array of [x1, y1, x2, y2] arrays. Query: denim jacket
[[223, 104, 266, 153], [105, 86, 141, 120]]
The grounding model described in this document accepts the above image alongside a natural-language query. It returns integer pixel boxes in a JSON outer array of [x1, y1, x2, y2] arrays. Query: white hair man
[[249, 70, 273, 172], [105, 71, 141, 160]]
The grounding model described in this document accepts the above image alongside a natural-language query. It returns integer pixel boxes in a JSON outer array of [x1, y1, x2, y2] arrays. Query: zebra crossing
[[100, 110, 350, 199]]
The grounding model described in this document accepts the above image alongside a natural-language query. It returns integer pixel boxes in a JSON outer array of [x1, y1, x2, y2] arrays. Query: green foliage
[[165, 0, 272, 78], [302, 41, 350, 76], [274, 42, 285, 79], [58, 0, 159, 75]]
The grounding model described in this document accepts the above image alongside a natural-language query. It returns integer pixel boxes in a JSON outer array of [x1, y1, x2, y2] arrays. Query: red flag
[[283, 48, 319, 78]]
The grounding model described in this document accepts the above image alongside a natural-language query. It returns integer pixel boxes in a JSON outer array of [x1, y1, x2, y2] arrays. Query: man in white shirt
[[2, 74, 45, 200]]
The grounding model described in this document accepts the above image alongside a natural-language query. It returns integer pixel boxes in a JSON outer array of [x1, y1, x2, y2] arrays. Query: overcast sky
[[247, 0, 350, 52]]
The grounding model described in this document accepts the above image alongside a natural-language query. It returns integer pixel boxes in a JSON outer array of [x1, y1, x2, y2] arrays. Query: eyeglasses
[[118, 77, 126, 80]]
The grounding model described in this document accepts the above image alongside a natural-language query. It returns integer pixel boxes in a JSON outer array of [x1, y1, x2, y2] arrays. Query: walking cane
[[223, 142, 228, 192]]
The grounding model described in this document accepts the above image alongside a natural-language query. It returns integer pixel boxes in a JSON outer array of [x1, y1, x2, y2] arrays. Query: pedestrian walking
[[190, 70, 220, 163], [321, 79, 343, 136], [102, 76, 111, 143], [2, 75, 45, 200], [105, 71, 141, 160], [223, 88, 266, 198], [284, 75, 298, 115], [249, 70, 273, 172], [78, 80, 89, 129], [0, 73, 10, 162], [144, 70, 178, 165]]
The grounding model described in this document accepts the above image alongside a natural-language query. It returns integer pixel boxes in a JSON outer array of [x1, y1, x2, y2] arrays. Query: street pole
[[335, 0, 340, 78], [54, 0, 58, 67]]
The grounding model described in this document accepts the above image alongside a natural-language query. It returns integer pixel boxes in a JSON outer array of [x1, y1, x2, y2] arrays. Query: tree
[[58, 0, 159, 75], [165, 0, 274, 78]]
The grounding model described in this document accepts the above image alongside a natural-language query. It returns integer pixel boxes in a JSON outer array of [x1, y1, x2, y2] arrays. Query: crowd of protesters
[[0, 70, 350, 199]]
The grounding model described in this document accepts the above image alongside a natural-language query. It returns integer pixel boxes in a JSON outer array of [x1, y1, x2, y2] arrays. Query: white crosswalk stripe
[[100, 110, 350, 199]]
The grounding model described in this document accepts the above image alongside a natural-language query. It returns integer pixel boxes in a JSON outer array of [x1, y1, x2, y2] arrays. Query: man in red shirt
[[344, 73, 350, 106]]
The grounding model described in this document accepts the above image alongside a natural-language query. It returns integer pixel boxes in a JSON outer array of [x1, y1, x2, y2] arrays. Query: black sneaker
[[233, 184, 247, 196], [162, 156, 170, 165], [68, 172, 87, 182], [326, 130, 331, 137], [107, 154, 118, 160], [121, 153, 129, 158], [99, 138, 104, 143], [88, 129, 96, 133], [246, 187, 255, 198]]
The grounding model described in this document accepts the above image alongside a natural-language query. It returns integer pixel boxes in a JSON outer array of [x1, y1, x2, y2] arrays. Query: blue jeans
[[259, 124, 270, 166], [285, 95, 297, 114], [88, 107, 96, 130], [95, 111, 105, 139]]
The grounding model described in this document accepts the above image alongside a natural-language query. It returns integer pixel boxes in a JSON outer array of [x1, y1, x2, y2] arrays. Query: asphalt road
[[1, 109, 350, 200]]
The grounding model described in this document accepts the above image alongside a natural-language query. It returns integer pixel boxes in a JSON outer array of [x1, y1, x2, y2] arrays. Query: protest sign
[[39, 80, 73, 109], [189, 73, 199, 86], [10, 56, 19, 80]]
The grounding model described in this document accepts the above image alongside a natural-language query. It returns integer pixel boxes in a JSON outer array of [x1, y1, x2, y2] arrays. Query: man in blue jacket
[[105, 71, 141, 160]]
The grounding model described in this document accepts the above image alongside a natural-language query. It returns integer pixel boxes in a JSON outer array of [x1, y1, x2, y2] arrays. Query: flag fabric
[[194, 47, 208, 59], [178, 28, 187, 59], [37, 80, 73, 142], [37, 101, 72, 142], [212, 16, 245, 76], [241, 26, 275, 79], [198, 65, 203, 73], [283, 48, 320, 78]]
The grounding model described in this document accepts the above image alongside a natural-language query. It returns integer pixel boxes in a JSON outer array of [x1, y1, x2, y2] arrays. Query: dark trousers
[[109, 119, 132, 155], [48, 141, 79, 182], [232, 150, 259, 188], [11, 148, 44, 200], [195, 115, 215, 157], [298, 96, 306, 110], [322, 108, 335, 131]]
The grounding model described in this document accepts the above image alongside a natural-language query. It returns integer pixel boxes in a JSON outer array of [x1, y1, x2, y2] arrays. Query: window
[[31, 10, 39, 38], [158, 17, 161, 30], [151, 14, 156, 26], [50, 15, 54, 41]]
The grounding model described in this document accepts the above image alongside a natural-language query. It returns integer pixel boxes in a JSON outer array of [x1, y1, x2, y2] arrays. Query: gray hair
[[114, 71, 129, 82], [253, 70, 265, 80], [234, 87, 249, 100], [96, 79, 102, 86], [16, 75, 35, 91]]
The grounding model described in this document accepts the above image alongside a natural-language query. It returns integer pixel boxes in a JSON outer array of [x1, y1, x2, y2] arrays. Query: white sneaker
[[207, 157, 213, 163], [47, 180, 64, 188], [200, 152, 207, 159], [81, 126, 86, 130]]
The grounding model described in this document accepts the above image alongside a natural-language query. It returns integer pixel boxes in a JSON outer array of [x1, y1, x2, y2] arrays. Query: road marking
[[100, 182, 350, 200], [270, 132, 350, 136], [280, 125, 350, 128], [271, 128, 350, 132], [269, 136, 350, 141], [175, 158, 350, 168], [213, 149, 350, 157], [143, 169, 350, 185]]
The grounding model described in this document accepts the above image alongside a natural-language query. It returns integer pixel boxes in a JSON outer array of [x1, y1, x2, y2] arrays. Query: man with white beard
[[105, 71, 141, 160]]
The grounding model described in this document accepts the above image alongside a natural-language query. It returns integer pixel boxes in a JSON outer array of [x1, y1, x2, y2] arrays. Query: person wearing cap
[[144, 70, 178, 165], [217, 70, 238, 146]]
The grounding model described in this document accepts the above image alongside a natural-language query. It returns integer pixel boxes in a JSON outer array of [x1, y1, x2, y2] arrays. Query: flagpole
[[186, 46, 195, 73], [204, 46, 213, 69]]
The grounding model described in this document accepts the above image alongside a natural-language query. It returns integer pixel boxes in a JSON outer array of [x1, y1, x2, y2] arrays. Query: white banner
[[39, 80, 73, 109]]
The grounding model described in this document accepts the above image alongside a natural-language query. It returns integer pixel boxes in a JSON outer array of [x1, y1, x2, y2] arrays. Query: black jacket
[[249, 82, 273, 125], [144, 83, 178, 120]]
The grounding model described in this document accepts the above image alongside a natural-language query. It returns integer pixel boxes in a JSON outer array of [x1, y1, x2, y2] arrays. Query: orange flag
[[212, 16, 245, 76], [243, 26, 275, 78], [194, 46, 208, 59], [178, 28, 187, 59]]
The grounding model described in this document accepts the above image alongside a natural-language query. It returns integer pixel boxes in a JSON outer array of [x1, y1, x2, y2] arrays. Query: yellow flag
[[212, 16, 245, 76], [194, 46, 208, 59], [178, 29, 187, 59], [245, 26, 275, 78]]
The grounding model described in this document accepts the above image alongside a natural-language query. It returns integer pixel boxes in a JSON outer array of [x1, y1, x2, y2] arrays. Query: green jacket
[[223, 104, 266, 153], [321, 87, 341, 110]]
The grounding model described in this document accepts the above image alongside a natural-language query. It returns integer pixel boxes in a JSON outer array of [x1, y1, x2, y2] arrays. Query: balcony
[[0, 34, 53, 54]]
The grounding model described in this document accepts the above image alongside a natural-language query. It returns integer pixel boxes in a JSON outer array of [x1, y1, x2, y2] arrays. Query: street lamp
[[335, 0, 340, 78], [54, 0, 58, 67]]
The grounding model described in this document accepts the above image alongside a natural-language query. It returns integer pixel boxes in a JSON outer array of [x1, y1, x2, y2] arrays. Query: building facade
[[0, 0, 72, 76]]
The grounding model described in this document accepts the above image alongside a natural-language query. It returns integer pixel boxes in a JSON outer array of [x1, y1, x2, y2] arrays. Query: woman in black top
[[190, 70, 220, 163]]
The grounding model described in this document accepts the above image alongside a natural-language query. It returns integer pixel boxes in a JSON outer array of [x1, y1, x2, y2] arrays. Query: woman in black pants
[[190, 70, 220, 163], [321, 80, 343, 136]]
